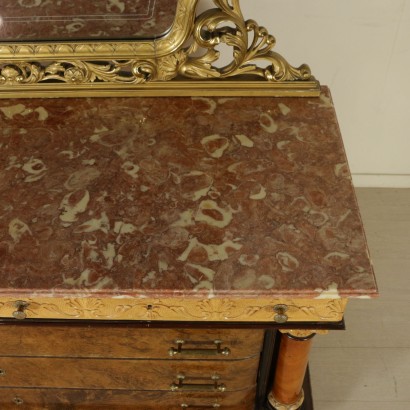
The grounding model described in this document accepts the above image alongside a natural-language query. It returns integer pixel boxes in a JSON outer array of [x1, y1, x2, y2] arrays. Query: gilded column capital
[[279, 329, 329, 339]]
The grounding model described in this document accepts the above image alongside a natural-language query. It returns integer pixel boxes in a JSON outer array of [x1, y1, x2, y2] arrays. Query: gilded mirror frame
[[0, 0, 320, 98]]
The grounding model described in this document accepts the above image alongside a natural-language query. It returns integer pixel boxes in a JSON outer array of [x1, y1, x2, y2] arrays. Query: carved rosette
[[0, 0, 318, 94]]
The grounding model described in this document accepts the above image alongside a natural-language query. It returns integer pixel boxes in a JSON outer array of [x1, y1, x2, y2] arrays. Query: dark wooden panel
[[255, 329, 277, 408], [0, 325, 264, 360], [0, 387, 256, 409], [0, 356, 259, 391], [301, 367, 314, 410], [0, 318, 346, 331]]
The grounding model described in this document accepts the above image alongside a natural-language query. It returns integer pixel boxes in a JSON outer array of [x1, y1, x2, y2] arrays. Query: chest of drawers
[[0, 90, 377, 409], [0, 324, 263, 409]]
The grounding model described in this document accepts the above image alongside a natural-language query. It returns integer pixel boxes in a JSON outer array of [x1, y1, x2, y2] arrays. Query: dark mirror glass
[[0, 0, 179, 41]]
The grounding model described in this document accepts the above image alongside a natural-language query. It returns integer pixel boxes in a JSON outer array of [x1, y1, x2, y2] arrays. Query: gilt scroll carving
[[0, 0, 319, 97]]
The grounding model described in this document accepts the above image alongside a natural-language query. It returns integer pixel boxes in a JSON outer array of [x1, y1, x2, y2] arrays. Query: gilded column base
[[268, 390, 304, 410]]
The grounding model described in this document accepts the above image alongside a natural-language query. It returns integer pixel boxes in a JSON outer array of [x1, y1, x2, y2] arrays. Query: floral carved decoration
[[0, 297, 346, 322]]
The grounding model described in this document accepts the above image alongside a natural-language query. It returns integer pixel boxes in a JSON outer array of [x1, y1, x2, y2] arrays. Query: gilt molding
[[0, 297, 347, 322]]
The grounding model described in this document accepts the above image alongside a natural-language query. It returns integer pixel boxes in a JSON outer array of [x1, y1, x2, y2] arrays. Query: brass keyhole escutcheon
[[0, 369, 6, 377], [12, 300, 29, 320], [273, 304, 289, 323]]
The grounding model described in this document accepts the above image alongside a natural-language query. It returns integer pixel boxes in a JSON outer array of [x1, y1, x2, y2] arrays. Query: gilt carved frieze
[[0, 297, 347, 322]]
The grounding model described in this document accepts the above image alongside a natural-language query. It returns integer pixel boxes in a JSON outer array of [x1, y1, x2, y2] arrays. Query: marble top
[[0, 0, 178, 41], [0, 88, 377, 300]]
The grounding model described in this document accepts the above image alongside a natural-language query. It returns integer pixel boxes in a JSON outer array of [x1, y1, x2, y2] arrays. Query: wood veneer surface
[[0, 356, 259, 390], [0, 325, 264, 359], [0, 387, 256, 409]]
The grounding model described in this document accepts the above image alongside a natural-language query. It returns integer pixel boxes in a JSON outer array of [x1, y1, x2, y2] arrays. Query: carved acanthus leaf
[[0, 297, 346, 322]]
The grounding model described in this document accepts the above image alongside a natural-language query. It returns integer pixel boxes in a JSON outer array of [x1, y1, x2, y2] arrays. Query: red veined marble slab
[[0, 88, 377, 299], [0, 0, 178, 41]]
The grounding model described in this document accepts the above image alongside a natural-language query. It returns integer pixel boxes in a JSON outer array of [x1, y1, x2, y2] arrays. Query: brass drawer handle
[[13, 300, 29, 320], [273, 304, 289, 323], [169, 339, 231, 357], [181, 404, 221, 408], [13, 397, 24, 405], [0, 369, 6, 376], [171, 374, 226, 392]]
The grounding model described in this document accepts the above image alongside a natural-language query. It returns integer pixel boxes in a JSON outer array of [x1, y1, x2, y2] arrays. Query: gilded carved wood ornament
[[0, 0, 320, 97]]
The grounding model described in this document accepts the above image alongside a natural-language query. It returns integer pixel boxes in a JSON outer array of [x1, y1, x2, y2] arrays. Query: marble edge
[[322, 87, 379, 298], [0, 287, 379, 300]]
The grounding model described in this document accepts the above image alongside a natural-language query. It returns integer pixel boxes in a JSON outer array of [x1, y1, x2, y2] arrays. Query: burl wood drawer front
[[0, 387, 256, 409], [0, 356, 259, 391], [0, 325, 264, 360]]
